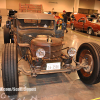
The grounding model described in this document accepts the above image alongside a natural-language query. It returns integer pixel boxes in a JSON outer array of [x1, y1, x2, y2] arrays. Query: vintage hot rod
[[2, 12, 100, 96]]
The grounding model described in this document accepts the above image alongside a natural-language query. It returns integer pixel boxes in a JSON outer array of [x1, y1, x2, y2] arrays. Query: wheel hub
[[81, 54, 93, 73], [71, 25, 73, 29], [89, 29, 92, 35]]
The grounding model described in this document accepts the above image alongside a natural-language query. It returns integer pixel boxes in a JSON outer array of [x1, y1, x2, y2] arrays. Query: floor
[[0, 16, 100, 100]]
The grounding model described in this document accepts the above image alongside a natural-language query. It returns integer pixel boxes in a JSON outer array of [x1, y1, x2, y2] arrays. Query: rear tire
[[76, 42, 100, 85], [4, 25, 10, 43], [2, 43, 19, 96]]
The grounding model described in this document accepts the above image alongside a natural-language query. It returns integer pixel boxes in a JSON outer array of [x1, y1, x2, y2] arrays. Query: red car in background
[[70, 13, 100, 36]]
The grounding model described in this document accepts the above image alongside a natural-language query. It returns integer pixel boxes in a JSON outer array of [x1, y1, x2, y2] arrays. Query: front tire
[[76, 42, 100, 85], [71, 24, 75, 30], [2, 43, 19, 96], [87, 28, 94, 35]]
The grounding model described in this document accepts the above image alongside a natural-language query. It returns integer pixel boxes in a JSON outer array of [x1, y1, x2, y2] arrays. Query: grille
[[19, 35, 62, 59], [19, 35, 33, 43], [31, 44, 62, 59]]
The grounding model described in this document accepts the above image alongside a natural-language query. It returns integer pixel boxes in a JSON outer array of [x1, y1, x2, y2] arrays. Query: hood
[[73, 13, 87, 21], [18, 29, 55, 37], [95, 23, 100, 25]]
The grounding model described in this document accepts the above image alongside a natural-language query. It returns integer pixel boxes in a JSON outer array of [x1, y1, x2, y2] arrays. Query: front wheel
[[2, 43, 19, 96], [76, 42, 100, 85], [87, 28, 94, 35], [71, 24, 75, 30]]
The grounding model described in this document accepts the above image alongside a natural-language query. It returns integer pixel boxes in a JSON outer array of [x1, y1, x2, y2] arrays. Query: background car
[[70, 13, 100, 36]]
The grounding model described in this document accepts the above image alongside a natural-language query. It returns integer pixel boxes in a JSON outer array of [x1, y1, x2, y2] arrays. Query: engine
[[30, 35, 62, 59]]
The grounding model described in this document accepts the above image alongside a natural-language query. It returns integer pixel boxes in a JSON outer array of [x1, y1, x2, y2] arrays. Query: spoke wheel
[[76, 42, 100, 84], [79, 50, 94, 77]]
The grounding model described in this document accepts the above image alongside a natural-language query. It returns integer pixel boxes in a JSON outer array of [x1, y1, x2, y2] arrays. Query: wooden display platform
[[19, 3, 43, 13]]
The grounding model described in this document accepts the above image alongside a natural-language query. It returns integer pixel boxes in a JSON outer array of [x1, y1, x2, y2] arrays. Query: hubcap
[[81, 54, 93, 73]]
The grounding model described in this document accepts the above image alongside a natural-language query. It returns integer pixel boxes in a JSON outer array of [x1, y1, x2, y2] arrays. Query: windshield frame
[[17, 19, 55, 30], [91, 19, 98, 23]]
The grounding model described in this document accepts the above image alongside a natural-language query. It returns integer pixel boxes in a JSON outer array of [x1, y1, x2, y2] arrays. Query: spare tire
[[4, 25, 10, 43], [2, 43, 19, 96], [76, 42, 100, 85]]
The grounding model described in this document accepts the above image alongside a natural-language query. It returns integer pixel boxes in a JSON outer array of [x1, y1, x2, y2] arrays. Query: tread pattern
[[88, 42, 100, 84], [2, 43, 19, 96]]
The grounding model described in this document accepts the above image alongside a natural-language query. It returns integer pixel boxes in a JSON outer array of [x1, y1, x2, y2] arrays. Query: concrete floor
[[0, 16, 100, 100]]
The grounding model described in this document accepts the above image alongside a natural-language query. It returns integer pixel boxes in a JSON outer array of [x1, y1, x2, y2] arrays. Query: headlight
[[36, 48, 45, 58], [67, 48, 76, 57]]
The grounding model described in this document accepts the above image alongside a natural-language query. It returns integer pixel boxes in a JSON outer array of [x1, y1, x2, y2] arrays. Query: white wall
[[79, 0, 95, 9], [79, 0, 100, 13], [0, 0, 100, 15], [30, 0, 74, 12], [0, 0, 7, 16], [6, 0, 30, 11], [94, 0, 100, 13], [0, 0, 6, 9]]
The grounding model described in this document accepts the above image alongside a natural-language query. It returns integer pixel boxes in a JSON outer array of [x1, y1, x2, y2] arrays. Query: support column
[[0, 0, 7, 16], [74, 0, 79, 13]]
